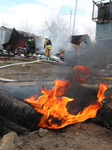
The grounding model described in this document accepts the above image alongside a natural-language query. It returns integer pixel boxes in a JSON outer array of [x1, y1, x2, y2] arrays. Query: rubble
[[38, 128, 48, 137], [0, 132, 20, 150]]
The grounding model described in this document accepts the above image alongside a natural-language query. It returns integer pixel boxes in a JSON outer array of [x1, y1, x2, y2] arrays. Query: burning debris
[[0, 40, 112, 134], [0, 59, 112, 139], [0, 26, 93, 64], [24, 66, 110, 129]]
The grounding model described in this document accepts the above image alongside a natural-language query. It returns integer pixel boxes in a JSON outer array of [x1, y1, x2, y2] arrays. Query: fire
[[25, 66, 109, 129], [73, 66, 94, 84]]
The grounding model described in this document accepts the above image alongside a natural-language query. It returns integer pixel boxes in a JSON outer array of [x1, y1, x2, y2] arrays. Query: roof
[[0, 26, 41, 38]]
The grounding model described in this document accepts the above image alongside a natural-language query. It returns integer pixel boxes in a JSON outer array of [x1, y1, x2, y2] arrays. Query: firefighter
[[25, 35, 35, 56], [44, 36, 52, 57]]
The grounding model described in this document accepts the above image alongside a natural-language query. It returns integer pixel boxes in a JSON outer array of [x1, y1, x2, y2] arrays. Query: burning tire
[[0, 87, 43, 135]]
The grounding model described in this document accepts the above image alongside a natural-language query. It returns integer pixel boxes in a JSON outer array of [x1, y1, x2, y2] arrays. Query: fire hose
[[0, 59, 44, 82], [0, 59, 65, 82]]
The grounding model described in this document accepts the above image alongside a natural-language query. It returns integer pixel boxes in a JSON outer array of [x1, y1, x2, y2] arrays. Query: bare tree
[[42, 8, 69, 40], [19, 19, 34, 33], [1, 21, 10, 28], [41, 8, 71, 55]]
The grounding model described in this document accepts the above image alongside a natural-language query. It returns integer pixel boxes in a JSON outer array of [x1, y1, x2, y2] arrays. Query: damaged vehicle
[[56, 34, 92, 63]]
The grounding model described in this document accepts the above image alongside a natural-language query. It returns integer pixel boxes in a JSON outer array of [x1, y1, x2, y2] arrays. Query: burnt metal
[[2, 28, 26, 55]]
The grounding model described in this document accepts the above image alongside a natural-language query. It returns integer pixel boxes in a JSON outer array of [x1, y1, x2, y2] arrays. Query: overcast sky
[[0, 0, 96, 38]]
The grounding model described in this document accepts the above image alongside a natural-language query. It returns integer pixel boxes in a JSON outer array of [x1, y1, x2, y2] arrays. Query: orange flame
[[25, 79, 109, 129], [73, 66, 94, 84]]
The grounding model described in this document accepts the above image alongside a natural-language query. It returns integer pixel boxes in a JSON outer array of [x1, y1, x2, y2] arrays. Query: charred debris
[[0, 26, 93, 64]]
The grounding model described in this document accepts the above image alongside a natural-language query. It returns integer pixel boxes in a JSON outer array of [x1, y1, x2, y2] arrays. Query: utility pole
[[72, 0, 78, 35]]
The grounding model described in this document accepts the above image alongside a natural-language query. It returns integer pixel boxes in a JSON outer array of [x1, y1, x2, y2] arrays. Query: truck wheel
[[0, 87, 43, 135]]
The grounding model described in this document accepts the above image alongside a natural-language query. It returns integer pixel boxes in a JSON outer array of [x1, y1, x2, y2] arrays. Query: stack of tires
[[0, 87, 42, 135]]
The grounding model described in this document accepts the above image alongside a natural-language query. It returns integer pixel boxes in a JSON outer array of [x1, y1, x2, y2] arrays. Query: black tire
[[0, 87, 43, 135]]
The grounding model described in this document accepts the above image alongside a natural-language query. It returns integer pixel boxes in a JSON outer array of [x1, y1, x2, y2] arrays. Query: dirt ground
[[0, 58, 112, 150], [0, 59, 69, 82], [14, 122, 112, 150]]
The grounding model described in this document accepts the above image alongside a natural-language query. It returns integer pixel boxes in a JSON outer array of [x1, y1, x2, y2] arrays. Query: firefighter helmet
[[45, 36, 48, 39]]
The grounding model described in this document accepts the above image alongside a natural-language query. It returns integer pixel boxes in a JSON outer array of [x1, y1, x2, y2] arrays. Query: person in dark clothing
[[25, 36, 35, 56]]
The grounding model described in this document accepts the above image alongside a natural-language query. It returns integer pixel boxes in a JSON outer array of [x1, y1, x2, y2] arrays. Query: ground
[[0, 57, 112, 150], [15, 122, 112, 150], [0, 59, 69, 82]]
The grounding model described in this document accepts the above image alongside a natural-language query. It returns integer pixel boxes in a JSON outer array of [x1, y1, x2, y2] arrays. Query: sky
[[0, 0, 96, 39]]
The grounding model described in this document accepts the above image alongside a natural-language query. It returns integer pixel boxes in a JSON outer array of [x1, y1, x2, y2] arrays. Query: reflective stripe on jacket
[[46, 45, 52, 49]]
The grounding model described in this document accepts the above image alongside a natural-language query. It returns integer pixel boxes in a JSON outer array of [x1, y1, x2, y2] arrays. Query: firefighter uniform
[[25, 36, 35, 55], [44, 37, 52, 57]]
